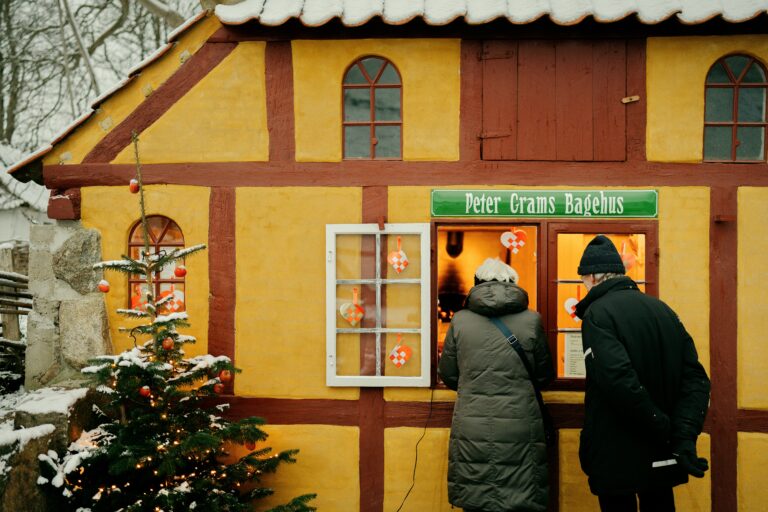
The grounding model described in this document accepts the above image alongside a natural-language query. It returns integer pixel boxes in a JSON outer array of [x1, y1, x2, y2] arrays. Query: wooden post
[[0, 246, 21, 342]]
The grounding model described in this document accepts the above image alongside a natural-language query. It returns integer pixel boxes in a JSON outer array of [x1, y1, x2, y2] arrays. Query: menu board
[[564, 332, 586, 378]]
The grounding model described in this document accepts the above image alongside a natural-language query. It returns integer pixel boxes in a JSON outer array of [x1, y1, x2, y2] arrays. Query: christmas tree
[[38, 133, 315, 512]]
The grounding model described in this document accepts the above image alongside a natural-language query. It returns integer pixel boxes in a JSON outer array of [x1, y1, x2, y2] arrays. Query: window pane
[[344, 64, 367, 84], [378, 63, 400, 85], [383, 284, 421, 329], [158, 283, 185, 314], [736, 127, 765, 161], [436, 226, 539, 355], [146, 216, 167, 243], [161, 223, 184, 244], [130, 283, 150, 310], [557, 282, 586, 378], [336, 284, 375, 329], [374, 88, 401, 121], [344, 88, 371, 121], [556, 233, 645, 378], [130, 227, 146, 244], [384, 234, 421, 279], [384, 332, 420, 377], [344, 126, 371, 158], [374, 126, 401, 158], [704, 126, 733, 160], [743, 63, 767, 83], [738, 87, 766, 122], [726, 55, 751, 81], [706, 62, 731, 84], [705, 87, 733, 122], [335, 333, 362, 376], [361, 57, 384, 81]]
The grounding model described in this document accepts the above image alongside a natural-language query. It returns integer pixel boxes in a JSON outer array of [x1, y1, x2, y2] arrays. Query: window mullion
[[375, 232, 382, 377]]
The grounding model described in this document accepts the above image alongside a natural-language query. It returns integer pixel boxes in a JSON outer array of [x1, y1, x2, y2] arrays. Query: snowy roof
[[215, 0, 768, 26]]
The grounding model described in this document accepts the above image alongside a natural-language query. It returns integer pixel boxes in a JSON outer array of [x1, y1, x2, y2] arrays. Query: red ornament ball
[[162, 337, 174, 350], [129, 179, 140, 194], [213, 383, 225, 394], [97, 280, 110, 293], [245, 441, 256, 451], [218, 370, 232, 383], [139, 385, 151, 397], [174, 265, 187, 278]]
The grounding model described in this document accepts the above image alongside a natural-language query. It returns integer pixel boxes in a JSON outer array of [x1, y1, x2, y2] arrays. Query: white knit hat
[[474, 258, 519, 284]]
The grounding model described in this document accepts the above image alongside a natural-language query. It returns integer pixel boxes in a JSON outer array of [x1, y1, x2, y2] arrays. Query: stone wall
[[25, 222, 112, 389]]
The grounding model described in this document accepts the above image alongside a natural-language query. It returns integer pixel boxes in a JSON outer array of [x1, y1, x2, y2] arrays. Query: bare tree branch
[[137, 0, 185, 28], [60, 0, 101, 95], [88, 0, 130, 55]]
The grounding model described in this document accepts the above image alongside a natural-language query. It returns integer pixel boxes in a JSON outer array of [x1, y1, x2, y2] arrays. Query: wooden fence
[[0, 269, 30, 391]]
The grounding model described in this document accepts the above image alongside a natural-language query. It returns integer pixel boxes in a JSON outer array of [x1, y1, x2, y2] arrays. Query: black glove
[[673, 439, 709, 478]]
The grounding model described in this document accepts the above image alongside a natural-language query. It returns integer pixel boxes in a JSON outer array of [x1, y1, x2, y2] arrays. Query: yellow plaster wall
[[81, 186, 210, 355], [737, 187, 768, 408], [647, 36, 768, 162], [292, 39, 460, 162], [44, 15, 221, 166], [246, 425, 359, 511], [112, 42, 268, 164], [559, 430, 710, 511], [658, 187, 710, 374], [384, 427, 452, 511], [235, 187, 360, 400], [738, 432, 768, 511], [559, 429, 598, 512], [673, 434, 711, 511]]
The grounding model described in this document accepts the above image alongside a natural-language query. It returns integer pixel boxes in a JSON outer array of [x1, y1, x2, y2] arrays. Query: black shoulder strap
[[489, 317, 538, 388]]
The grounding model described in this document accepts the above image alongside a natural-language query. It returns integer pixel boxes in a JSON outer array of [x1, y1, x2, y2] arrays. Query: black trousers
[[598, 488, 675, 512]]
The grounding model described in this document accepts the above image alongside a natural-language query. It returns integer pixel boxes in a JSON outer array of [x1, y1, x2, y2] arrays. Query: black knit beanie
[[577, 235, 626, 275]]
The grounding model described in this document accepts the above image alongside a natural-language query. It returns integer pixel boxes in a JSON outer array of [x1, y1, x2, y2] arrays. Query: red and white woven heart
[[387, 236, 409, 274]]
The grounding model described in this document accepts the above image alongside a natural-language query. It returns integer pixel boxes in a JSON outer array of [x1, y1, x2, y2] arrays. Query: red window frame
[[342, 56, 403, 160], [127, 215, 185, 312], [704, 54, 768, 162]]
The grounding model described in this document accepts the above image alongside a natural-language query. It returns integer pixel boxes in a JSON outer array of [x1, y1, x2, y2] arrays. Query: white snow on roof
[[215, 0, 768, 26]]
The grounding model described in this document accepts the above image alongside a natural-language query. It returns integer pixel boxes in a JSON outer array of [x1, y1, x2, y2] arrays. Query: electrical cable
[[394, 386, 435, 512]]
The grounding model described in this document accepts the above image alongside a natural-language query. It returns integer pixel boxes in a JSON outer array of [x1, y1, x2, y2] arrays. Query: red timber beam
[[208, 187, 237, 393], [41, 160, 768, 190], [709, 186, 738, 512], [359, 186, 387, 512]]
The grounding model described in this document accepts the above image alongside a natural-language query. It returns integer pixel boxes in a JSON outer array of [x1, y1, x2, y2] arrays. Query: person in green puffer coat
[[438, 258, 554, 512], [574, 235, 711, 512]]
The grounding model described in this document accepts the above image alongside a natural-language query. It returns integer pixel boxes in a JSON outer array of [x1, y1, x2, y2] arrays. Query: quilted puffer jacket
[[438, 281, 554, 512]]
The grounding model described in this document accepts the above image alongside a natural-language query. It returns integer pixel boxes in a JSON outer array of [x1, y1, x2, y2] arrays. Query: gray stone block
[[29, 225, 55, 248], [27, 249, 54, 283], [0, 431, 54, 512], [52, 229, 103, 296], [59, 297, 111, 369]]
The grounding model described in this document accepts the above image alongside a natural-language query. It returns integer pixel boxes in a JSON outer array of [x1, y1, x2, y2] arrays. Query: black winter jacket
[[574, 276, 710, 496]]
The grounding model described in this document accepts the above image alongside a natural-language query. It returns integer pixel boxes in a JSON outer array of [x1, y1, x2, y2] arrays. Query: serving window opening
[[436, 224, 539, 356], [435, 221, 658, 389]]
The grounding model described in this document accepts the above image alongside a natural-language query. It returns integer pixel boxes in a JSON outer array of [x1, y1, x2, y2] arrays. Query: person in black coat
[[574, 235, 711, 512]]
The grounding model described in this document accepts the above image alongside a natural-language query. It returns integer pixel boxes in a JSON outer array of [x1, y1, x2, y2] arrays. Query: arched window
[[128, 215, 186, 313], [342, 56, 402, 160], [704, 55, 767, 162]]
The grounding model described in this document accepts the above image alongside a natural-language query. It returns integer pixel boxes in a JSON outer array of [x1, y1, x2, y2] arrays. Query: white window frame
[[326, 223, 431, 387]]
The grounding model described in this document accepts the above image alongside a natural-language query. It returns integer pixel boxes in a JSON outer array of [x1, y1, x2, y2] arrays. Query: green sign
[[431, 190, 657, 218]]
